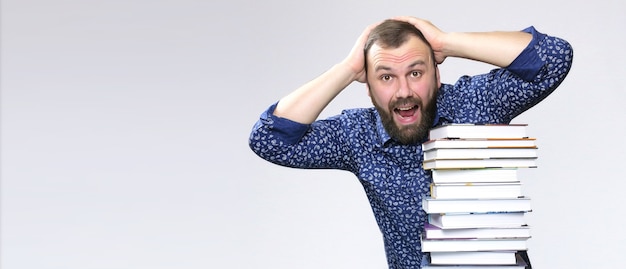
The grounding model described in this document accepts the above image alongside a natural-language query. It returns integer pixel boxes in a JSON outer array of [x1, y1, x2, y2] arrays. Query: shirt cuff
[[259, 102, 311, 145], [506, 26, 547, 81]]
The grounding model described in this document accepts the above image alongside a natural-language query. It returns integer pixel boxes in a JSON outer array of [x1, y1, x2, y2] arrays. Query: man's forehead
[[370, 50, 428, 64], [368, 38, 433, 68]]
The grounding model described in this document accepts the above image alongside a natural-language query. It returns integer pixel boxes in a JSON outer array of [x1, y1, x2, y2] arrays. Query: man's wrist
[[335, 61, 363, 84]]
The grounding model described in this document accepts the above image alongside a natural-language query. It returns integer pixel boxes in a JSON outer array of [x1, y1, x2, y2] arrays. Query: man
[[248, 16, 572, 268]]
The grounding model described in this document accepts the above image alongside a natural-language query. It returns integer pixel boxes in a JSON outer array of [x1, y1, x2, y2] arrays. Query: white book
[[421, 252, 529, 269], [429, 124, 528, 140], [421, 236, 529, 252], [424, 147, 538, 161], [422, 138, 537, 151], [430, 181, 523, 199], [423, 158, 537, 170], [431, 169, 519, 184], [424, 223, 531, 240], [422, 197, 532, 214], [429, 251, 518, 265], [428, 212, 527, 229]]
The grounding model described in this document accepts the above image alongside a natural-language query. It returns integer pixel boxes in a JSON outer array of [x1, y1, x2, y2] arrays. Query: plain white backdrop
[[1, 0, 625, 268]]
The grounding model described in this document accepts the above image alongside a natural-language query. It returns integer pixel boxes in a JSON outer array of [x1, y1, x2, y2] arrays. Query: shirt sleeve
[[437, 26, 573, 124], [254, 102, 310, 145], [248, 102, 353, 170], [506, 26, 547, 82]]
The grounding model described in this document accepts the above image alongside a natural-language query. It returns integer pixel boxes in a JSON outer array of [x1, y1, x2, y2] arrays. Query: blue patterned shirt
[[248, 26, 572, 268]]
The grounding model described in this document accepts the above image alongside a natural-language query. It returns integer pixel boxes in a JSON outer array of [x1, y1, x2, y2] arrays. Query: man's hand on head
[[392, 16, 448, 64]]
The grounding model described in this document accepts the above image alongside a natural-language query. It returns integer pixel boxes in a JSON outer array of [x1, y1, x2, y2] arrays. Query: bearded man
[[248, 17, 572, 269]]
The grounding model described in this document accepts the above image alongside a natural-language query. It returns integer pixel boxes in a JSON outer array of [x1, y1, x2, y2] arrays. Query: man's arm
[[272, 63, 354, 124], [272, 23, 378, 124], [441, 31, 532, 67], [430, 24, 573, 124], [394, 16, 532, 67]]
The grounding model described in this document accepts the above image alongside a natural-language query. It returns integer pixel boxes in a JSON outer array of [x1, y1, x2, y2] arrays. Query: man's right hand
[[341, 22, 380, 84]]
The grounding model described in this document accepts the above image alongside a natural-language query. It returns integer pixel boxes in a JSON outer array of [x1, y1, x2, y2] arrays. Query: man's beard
[[372, 94, 437, 145]]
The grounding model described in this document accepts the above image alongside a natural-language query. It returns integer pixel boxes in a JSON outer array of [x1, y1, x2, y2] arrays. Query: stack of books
[[420, 124, 536, 269]]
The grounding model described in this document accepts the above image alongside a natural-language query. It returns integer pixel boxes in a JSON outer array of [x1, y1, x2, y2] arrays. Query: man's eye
[[381, 75, 392, 81], [411, 71, 422, 78]]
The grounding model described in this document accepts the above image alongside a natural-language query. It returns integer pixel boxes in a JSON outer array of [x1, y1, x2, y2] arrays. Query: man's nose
[[395, 78, 414, 98]]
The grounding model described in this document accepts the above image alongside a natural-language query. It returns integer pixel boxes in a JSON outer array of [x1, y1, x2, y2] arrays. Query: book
[[421, 236, 529, 252], [428, 212, 526, 229], [430, 182, 523, 199], [423, 223, 531, 240], [429, 251, 518, 265], [431, 169, 519, 184], [422, 124, 537, 268], [423, 158, 537, 170], [424, 147, 538, 161], [422, 197, 532, 214], [429, 124, 529, 140], [422, 138, 537, 151], [420, 252, 529, 269]]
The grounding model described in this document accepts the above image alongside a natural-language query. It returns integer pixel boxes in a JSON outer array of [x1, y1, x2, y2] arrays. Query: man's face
[[366, 35, 441, 144]]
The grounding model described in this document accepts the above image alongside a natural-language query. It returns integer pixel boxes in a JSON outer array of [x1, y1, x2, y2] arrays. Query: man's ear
[[435, 65, 441, 88], [366, 83, 371, 97]]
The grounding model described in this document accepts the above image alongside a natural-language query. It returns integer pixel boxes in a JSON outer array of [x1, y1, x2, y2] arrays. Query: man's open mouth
[[395, 105, 419, 118]]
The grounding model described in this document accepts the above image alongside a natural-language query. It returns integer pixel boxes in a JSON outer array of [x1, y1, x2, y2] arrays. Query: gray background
[[2, 0, 624, 268]]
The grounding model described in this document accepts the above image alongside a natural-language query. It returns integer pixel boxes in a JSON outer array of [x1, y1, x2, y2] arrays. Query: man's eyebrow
[[374, 65, 392, 72], [374, 60, 428, 72], [408, 60, 427, 68]]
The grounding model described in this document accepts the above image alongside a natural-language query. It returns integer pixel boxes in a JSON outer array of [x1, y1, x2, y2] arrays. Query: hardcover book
[[420, 236, 529, 252], [424, 147, 538, 161], [431, 168, 519, 184], [430, 181, 523, 199], [420, 252, 529, 269], [429, 251, 518, 265], [422, 197, 532, 214], [423, 158, 537, 170], [423, 223, 531, 240], [429, 124, 529, 140], [422, 138, 537, 151], [428, 212, 527, 229]]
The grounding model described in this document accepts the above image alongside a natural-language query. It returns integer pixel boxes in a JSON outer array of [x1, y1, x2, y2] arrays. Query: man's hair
[[364, 20, 436, 69]]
